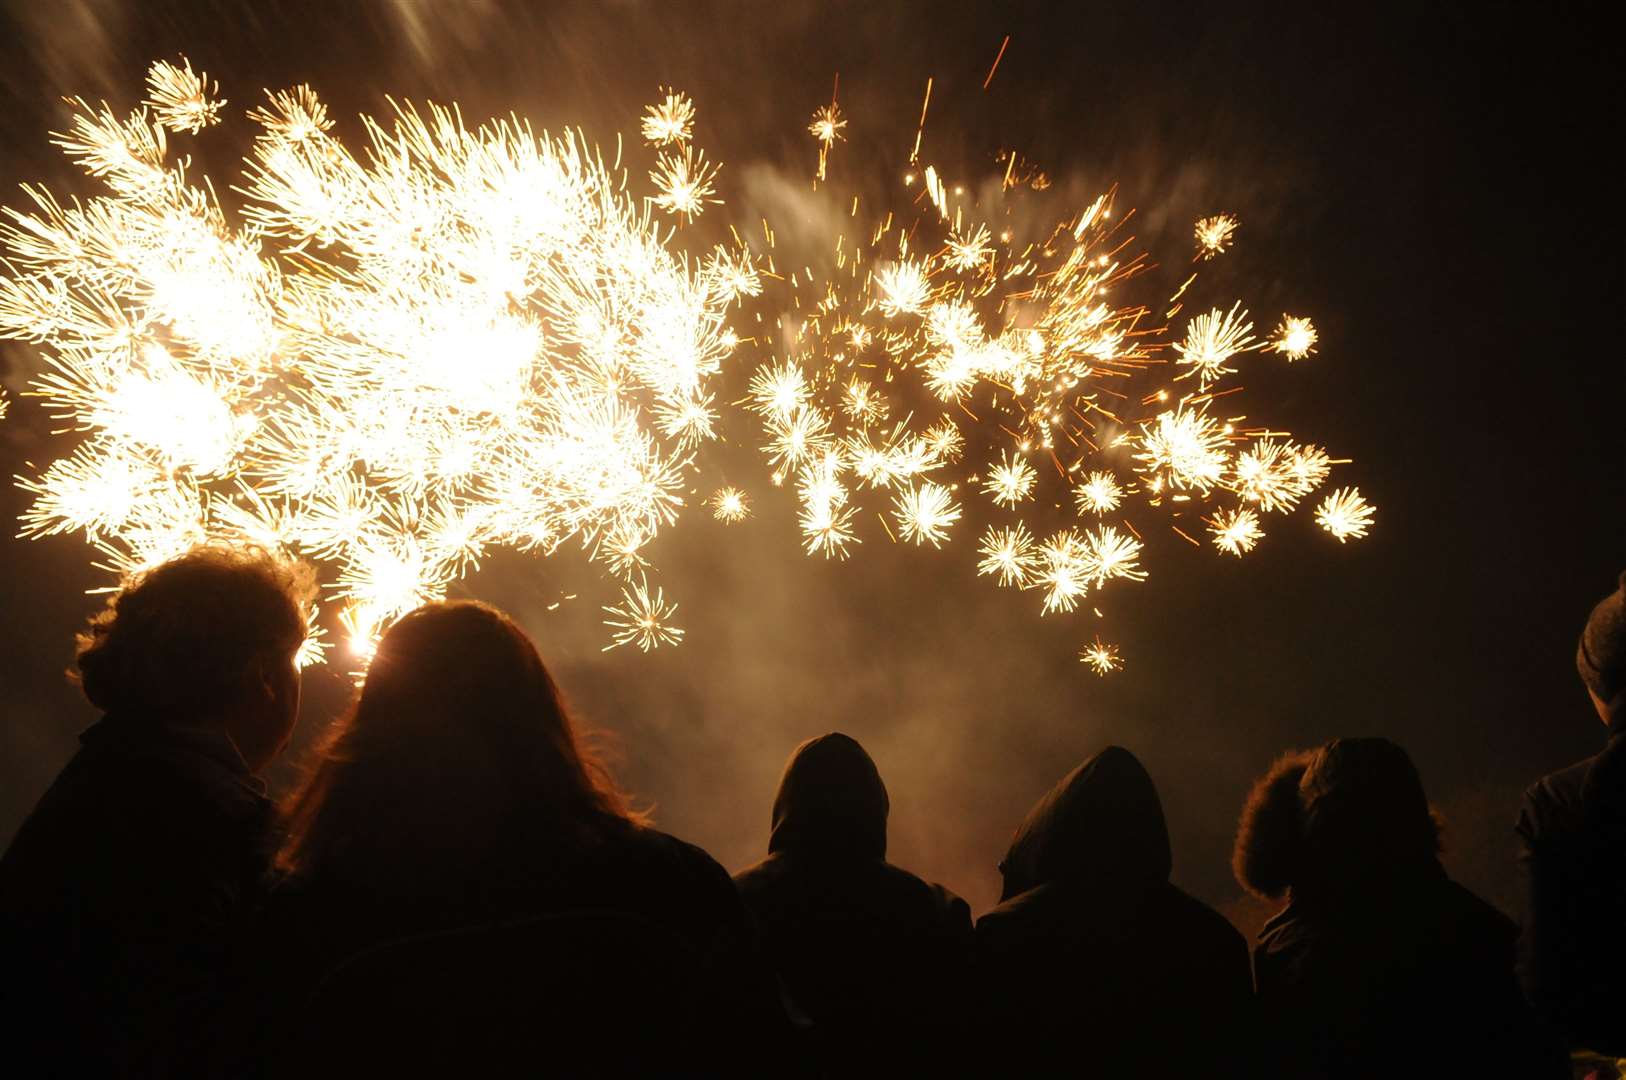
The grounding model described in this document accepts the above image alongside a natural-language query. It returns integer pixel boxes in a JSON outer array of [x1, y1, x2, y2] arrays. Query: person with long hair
[[256, 600, 774, 1075], [1234, 737, 1565, 1078]]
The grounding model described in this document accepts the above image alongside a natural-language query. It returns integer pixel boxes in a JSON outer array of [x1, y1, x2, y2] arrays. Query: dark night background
[[0, 1, 1619, 932]]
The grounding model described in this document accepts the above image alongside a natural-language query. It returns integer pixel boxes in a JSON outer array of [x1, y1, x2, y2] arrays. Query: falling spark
[[1269, 315, 1318, 360], [709, 486, 750, 522], [641, 88, 697, 146], [1315, 487, 1374, 543], [602, 576, 685, 651], [1194, 213, 1238, 259], [1210, 507, 1263, 556], [1080, 636, 1122, 675], [893, 481, 961, 547], [983, 449, 1038, 506]]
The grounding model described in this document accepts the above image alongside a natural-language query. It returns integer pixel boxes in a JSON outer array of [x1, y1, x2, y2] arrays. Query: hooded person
[[732, 733, 972, 1072], [1236, 737, 1566, 1079], [1517, 570, 1626, 1055], [974, 746, 1254, 1075]]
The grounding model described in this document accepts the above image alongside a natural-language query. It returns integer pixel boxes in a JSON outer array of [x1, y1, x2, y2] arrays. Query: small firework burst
[[709, 486, 750, 522], [641, 88, 696, 146], [145, 56, 225, 134], [1134, 405, 1232, 494], [843, 377, 889, 424], [1194, 213, 1238, 259], [747, 360, 809, 418], [764, 405, 833, 470], [247, 84, 330, 143], [1034, 529, 1091, 615], [1269, 315, 1318, 361], [874, 259, 931, 317], [808, 102, 846, 146], [945, 224, 993, 271], [602, 576, 684, 652], [650, 144, 721, 221], [893, 481, 960, 547], [1315, 487, 1374, 543], [1173, 302, 1257, 388], [799, 499, 859, 559], [1080, 636, 1122, 675], [923, 418, 964, 463], [1073, 470, 1124, 515], [1230, 438, 1308, 513], [982, 449, 1038, 507], [1085, 525, 1147, 584], [977, 522, 1039, 587], [1210, 507, 1263, 556]]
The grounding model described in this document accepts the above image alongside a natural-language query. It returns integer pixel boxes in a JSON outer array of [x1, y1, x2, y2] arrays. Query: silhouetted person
[[259, 601, 774, 1076], [0, 546, 314, 1077], [732, 733, 971, 1074], [1236, 737, 1566, 1078], [1517, 571, 1626, 1056], [974, 745, 1253, 1075]]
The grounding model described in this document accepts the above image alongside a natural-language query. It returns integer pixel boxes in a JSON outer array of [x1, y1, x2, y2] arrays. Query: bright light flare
[[1315, 486, 1374, 543]]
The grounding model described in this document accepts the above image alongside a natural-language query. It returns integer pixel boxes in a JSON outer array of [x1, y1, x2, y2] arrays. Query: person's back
[[1236, 738, 1566, 1078], [258, 601, 775, 1076], [0, 547, 313, 1076], [732, 733, 971, 1072], [1517, 570, 1626, 1056], [974, 745, 1253, 1075]]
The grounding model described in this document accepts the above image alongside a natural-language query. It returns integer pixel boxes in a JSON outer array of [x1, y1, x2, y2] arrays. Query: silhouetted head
[[1578, 570, 1626, 726], [768, 733, 889, 860], [73, 544, 315, 772], [1234, 737, 1441, 900], [278, 601, 636, 885], [998, 746, 1172, 902]]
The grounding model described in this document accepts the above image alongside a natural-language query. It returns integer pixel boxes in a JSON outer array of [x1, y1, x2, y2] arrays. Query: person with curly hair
[[1233, 737, 1565, 1078], [0, 544, 315, 1076]]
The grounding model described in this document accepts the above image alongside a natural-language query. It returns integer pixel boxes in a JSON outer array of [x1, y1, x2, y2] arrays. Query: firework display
[[0, 58, 1373, 671]]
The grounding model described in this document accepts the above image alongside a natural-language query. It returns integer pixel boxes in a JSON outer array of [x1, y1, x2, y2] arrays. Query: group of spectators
[[1, 544, 1623, 1077]]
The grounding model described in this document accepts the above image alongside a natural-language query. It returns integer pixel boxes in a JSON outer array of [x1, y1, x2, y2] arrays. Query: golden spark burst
[[923, 418, 965, 463], [1080, 636, 1122, 675], [650, 144, 721, 221], [1194, 213, 1238, 259], [1210, 506, 1263, 556], [875, 259, 931, 317], [977, 522, 1039, 587], [1035, 529, 1091, 615], [747, 360, 810, 418], [843, 377, 889, 424], [1, 67, 735, 657], [1229, 437, 1323, 513], [1134, 405, 1232, 494], [1269, 315, 1318, 361], [1173, 302, 1257, 388], [1074, 470, 1124, 515], [893, 481, 961, 547], [641, 88, 697, 146], [1315, 486, 1374, 543], [808, 102, 847, 147], [982, 449, 1038, 507], [602, 576, 685, 651], [945, 224, 992, 271], [1084, 525, 1146, 584], [709, 486, 750, 522], [799, 498, 859, 559], [144, 56, 225, 134]]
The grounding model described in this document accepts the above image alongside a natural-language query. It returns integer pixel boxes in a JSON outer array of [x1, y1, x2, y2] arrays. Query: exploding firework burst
[[642, 88, 697, 147], [1194, 213, 1238, 259], [894, 481, 961, 547], [709, 486, 750, 522], [977, 522, 1039, 587], [1081, 636, 1122, 675], [1315, 486, 1374, 543], [602, 576, 685, 651], [1210, 507, 1264, 556], [1074, 470, 1124, 515], [1269, 315, 1318, 360], [982, 450, 1038, 507], [1173, 303, 1257, 389]]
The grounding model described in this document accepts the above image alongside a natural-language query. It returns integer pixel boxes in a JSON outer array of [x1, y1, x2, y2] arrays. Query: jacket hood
[[768, 733, 889, 859], [998, 746, 1171, 901]]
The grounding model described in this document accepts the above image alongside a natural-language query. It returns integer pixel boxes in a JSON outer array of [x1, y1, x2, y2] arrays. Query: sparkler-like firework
[[1, 58, 1374, 674]]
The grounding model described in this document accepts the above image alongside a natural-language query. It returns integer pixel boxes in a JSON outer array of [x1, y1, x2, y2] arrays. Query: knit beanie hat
[[1578, 571, 1626, 705]]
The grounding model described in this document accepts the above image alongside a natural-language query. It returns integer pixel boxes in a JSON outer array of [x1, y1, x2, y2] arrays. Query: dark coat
[[257, 816, 776, 1076], [732, 733, 972, 1071], [1516, 722, 1626, 1055], [0, 715, 274, 1077], [974, 746, 1255, 1075]]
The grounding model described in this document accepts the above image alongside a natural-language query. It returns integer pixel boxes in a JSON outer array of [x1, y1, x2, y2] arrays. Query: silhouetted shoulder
[[1519, 755, 1594, 842]]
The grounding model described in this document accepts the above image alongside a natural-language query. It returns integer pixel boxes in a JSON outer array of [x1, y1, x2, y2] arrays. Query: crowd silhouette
[[1, 544, 1622, 1077]]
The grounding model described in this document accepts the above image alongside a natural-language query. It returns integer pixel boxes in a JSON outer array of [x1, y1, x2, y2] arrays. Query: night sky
[[0, 1, 1619, 929]]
